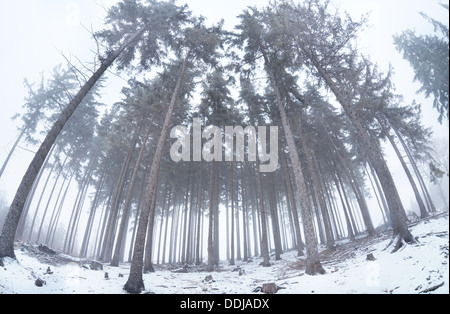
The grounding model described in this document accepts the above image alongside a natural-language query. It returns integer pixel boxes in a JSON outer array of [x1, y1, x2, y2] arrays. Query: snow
[[1, 213, 448, 294]]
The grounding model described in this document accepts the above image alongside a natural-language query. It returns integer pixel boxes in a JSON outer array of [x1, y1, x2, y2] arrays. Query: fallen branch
[[419, 282, 445, 294]]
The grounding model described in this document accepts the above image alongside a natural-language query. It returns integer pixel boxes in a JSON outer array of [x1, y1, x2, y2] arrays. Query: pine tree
[[234, 7, 325, 275], [123, 20, 223, 293], [394, 4, 449, 123]]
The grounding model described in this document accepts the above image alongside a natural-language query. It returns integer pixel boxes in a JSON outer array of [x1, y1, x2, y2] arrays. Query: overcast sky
[[0, 0, 449, 210]]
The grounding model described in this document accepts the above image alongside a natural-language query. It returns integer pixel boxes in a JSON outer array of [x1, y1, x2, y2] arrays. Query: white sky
[[0, 0, 449, 213]]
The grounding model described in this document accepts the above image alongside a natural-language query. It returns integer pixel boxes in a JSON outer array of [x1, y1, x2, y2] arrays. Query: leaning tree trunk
[[0, 28, 146, 259], [391, 122, 436, 214], [297, 121, 335, 249], [280, 147, 304, 256], [380, 121, 428, 219], [261, 50, 325, 275], [111, 123, 153, 267], [100, 138, 136, 262], [306, 55, 416, 247], [0, 126, 27, 179], [123, 54, 189, 294]]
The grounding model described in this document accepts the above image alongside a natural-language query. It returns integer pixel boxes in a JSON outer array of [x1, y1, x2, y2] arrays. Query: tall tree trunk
[[207, 162, 216, 272], [143, 173, 159, 274], [333, 172, 355, 241], [80, 173, 105, 258], [64, 169, 90, 253], [262, 50, 324, 275], [391, 123, 436, 214], [256, 161, 271, 267], [403, 142, 436, 213], [111, 124, 152, 266], [157, 185, 169, 264], [235, 178, 241, 261], [213, 168, 220, 265], [181, 166, 192, 264], [0, 126, 27, 179], [241, 165, 249, 262], [383, 125, 428, 218], [101, 138, 136, 261], [68, 171, 92, 255], [280, 148, 304, 256], [27, 162, 56, 242], [127, 166, 148, 263], [229, 165, 235, 266], [368, 163, 391, 226], [124, 53, 189, 294], [251, 183, 260, 257], [19, 144, 56, 241], [161, 188, 174, 264], [364, 164, 388, 225], [267, 174, 282, 260], [186, 171, 195, 264], [298, 123, 335, 249], [321, 120, 375, 236], [48, 173, 74, 248], [306, 55, 415, 247], [36, 154, 70, 244], [0, 28, 146, 259], [195, 163, 203, 265], [337, 171, 359, 236]]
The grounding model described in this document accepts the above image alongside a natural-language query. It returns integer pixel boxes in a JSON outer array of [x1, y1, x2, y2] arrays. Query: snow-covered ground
[[1, 213, 448, 294]]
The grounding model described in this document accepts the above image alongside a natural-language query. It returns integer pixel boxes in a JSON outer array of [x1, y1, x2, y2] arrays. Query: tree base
[[110, 261, 119, 267], [305, 261, 326, 275], [384, 229, 419, 253], [144, 263, 155, 273], [385, 234, 419, 253], [123, 277, 145, 294], [0, 236, 16, 260], [261, 261, 271, 267]]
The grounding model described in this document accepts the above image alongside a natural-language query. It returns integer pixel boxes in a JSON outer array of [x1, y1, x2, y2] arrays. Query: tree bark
[[124, 53, 189, 293], [262, 50, 324, 275]]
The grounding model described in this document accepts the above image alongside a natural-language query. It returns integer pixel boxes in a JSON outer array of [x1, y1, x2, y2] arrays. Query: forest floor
[[1, 212, 448, 294]]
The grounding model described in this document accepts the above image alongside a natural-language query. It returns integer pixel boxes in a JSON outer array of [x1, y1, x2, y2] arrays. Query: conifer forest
[[0, 0, 448, 295]]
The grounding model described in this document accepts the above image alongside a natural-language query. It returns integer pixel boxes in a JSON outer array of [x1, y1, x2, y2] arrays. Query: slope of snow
[[1, 213, 448, 294]]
